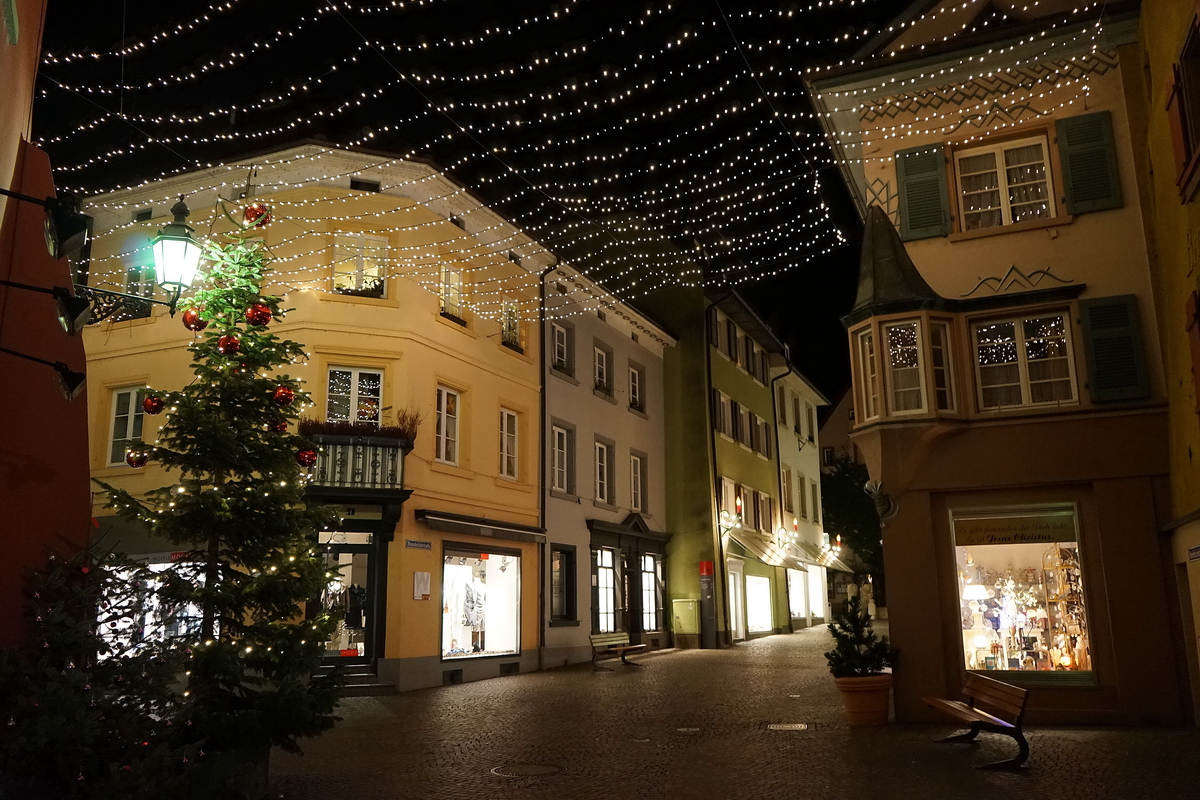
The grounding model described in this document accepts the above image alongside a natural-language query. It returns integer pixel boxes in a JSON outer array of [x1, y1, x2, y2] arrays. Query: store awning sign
[[953, 513, 1076, 546]]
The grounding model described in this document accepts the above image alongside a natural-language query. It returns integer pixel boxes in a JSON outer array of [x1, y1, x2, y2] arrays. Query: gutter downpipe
[[536, 256, 558, 670], [769, 350, 793, 633], [706, 293, 733, 647]]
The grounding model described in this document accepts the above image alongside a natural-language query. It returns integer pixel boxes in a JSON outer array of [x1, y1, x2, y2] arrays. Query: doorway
[[315, 530, 376, 665], [727, 558, 745, 642]]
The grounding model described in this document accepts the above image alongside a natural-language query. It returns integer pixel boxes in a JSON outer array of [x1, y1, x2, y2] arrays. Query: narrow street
[[270, 627, 1200, 799]]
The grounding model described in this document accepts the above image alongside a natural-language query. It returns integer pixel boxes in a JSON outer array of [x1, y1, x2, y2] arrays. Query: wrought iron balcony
[[307, 434, 413, 492]]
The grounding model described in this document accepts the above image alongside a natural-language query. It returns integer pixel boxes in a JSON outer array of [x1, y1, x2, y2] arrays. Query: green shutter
[[895, 144, 950, 241], [1079, 295, 1149, 402], [1056, 111, 1123, 215]]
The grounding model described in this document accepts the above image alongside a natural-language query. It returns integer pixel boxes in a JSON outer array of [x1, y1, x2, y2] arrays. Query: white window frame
[[436, 385, 460, 465], [594, 346, 609, 393], [332, 232, 388, 297], [499, 408, 518, 479], [440, 261, 464, 318], [629, 366, 643, 411], [798, 471, 808, 519], [954, 134, 1057, 231], [883, 320, 926, 415], [630, 453, 644, 512], [972, 313, 1077, 410], [551, 323, 571, 374], [595, 441, 612, 504], [596, 548, 617, 633], [715, 391, 732, 437], [551, 425, 570, 492], [811, 480, 820, 524], [782, 468, 794, 514], [857, 328, 880, 421], [758, 493, 773, 532], [326, 367, 383, 428], [929, 321, 955, 411], [109, 387, 146, 466]]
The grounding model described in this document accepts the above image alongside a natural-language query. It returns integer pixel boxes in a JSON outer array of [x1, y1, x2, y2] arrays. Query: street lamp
[[0, 188, 90, 260], [150, 197, 202, 314]]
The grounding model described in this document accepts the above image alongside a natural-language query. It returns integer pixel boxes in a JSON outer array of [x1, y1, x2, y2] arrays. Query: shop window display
[[442, 549, 521, 659], [953, 510, 1090, 673], [745, 575, 773, 633]]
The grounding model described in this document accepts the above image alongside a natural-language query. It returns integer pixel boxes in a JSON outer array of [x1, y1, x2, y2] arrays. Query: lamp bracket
[[73, 284, 178, 324]]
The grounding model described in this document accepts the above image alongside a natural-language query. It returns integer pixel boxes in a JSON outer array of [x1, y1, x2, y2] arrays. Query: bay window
[[974, 313, 1075, 409], [856, 328, 879, 421], [884, 321, 925, 413]]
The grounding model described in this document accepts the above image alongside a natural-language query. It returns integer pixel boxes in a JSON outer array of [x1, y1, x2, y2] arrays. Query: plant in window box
[[824, 596, 896, 726], [594, 380, 610, 394], [629, 398, 645, 413], [333, 277, 385, 299]]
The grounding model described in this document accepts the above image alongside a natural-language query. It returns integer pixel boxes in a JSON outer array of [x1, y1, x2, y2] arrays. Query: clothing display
[[441, 553, 520, 659]]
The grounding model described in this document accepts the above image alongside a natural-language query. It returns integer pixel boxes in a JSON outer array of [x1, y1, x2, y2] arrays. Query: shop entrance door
[[315, 531, 376, 665], [727, 558, 745, 642]]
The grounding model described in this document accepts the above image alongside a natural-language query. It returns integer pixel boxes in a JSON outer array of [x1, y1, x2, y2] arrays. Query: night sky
[[35, 0, 912, 400]]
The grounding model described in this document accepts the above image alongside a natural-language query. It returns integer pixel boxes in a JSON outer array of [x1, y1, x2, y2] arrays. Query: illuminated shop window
[[441, 548, 521, 660], [640, 554, 663, 632], [745, 575, 773, 633], [953, 509, 1091, 674]]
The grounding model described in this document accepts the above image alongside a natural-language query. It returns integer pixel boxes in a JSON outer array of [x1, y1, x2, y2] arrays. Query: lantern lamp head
[[151, 197, 202, 306]]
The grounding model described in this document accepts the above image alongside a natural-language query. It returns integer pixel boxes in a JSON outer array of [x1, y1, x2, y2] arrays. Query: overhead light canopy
[[151, 197, 202, 292], [53, 288, 92, 334]]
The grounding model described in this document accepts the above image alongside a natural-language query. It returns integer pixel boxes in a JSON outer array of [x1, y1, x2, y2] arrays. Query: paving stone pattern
[[271, 626, 1200, 799]]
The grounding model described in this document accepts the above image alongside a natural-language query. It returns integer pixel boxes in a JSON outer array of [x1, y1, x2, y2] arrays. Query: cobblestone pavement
[[270, 626, 1200, 800]]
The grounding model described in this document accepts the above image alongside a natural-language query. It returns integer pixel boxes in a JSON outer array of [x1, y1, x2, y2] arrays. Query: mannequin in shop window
[[464, 565, 487, 652]]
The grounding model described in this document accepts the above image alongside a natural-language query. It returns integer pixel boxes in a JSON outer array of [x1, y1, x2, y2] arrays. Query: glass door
[[316, 531, 374, 664], [727, 558, 746, 641]]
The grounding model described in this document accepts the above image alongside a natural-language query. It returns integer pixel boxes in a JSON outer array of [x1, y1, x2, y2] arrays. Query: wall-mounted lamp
[[0, 187, 90, 260], [0, 279, 91, 334], [0, 347, 85, 400], [150, 197, 202, 314]]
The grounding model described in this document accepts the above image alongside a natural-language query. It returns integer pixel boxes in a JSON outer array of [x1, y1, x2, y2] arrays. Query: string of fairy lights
[[38, 0, 1117, 318]]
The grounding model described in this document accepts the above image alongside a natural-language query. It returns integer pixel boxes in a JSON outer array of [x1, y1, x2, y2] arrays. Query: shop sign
[[405, 539, 432, 550], [953, 513, 1076, 546]]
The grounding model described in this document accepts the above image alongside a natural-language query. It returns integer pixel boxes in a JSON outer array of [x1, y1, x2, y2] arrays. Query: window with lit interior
[[435, 385, 460, 464], [954, 135, 1055, 230], [441, 546, 521, 659], [857, 329, 880, 420], [953, 509, 1090, 675], [326, 368, 382, 427], [884, 321, 925, 413], [332, 233, 388, 298], [973, 314, 1075, 409]]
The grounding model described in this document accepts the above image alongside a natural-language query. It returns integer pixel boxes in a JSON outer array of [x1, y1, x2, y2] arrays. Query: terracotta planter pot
[[834, 674, 893, 726]]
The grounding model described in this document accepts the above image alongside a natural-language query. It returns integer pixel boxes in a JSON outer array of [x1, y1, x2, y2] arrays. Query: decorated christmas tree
[[96, 204, 342, 758], [0, 545, 197, 799]]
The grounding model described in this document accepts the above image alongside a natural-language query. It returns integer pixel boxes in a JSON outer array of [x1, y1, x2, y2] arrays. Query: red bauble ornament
[[125, 449, 149, 469], [181, 308, 208, 332], [243, 202, 272, 228], [296, 448, 318, 468], [272, 385, 295, 406], [268, 420, 288, 433], [142, 396, 165, 415], [244, 303, 273, 326], [216, 335, 241, 356]]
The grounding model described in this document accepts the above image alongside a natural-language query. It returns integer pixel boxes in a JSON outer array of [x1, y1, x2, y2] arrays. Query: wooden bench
[[589, 632, 647, 671], [923, 672, 1030, 769]]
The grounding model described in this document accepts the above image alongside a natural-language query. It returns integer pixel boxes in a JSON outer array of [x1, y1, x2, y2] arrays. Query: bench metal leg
[[977, 730, 1029, 770], [620, 651, 643, 667], [936, 723, 982, 744], [591, 651, 613, 672]]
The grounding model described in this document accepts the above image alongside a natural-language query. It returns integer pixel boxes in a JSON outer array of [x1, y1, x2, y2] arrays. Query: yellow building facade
[[83, 145, 554, 690], [1135, 0, 1200, 722]]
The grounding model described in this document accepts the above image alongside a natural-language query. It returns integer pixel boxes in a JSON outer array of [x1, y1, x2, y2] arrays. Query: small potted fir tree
[[824, 595, 895, 726]]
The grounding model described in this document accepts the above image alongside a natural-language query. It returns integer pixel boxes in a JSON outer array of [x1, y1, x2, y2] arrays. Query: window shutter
[[1079, 295, 1149, 402], [1056, 111, 1123, 214], [895, 144, 950, 240]]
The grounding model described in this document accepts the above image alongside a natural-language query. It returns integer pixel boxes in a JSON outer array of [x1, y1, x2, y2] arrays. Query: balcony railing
[[308, 434, 412, 491]]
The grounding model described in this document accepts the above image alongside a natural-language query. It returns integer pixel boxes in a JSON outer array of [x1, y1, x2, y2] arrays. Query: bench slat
[[924, 698, 1015, 731], [590, 633, 631, 646], [966, 686, 1026, 717], [964, 673, 1028, 702]]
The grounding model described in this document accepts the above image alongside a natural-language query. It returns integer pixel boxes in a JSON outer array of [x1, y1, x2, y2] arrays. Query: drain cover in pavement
[[767, 723, 809, 731], [676, 727, 701, 733], [491, 764, 562, 777]]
